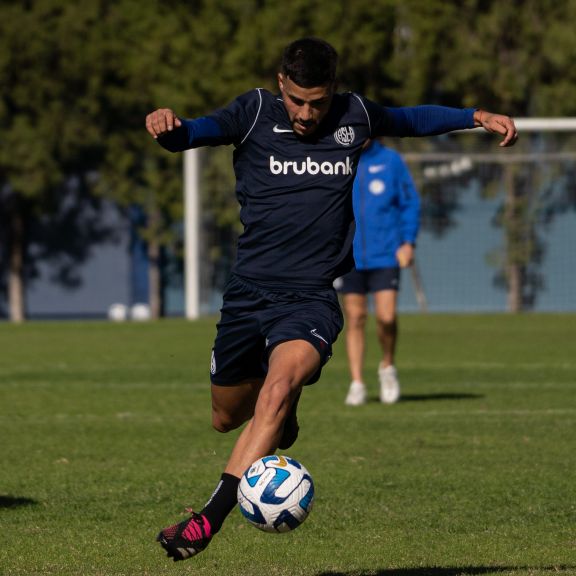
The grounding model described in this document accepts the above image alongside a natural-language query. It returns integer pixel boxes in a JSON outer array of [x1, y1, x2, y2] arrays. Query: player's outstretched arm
[[145, 108, 182, 139], [474, 110, 518, 147]]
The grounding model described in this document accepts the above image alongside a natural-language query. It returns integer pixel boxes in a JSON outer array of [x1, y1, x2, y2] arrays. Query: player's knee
[[211, 409, 244, 433], [378, 317, 397, 332], [347, 310, 367, 330], [211, 413, 232, 433]]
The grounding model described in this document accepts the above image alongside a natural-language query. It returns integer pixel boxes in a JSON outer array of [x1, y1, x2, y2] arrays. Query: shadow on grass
[[316, 566, 574, 576], [0, 495, 38, 509], [366, 392, 483, 404], [399, 393, 484, 402]]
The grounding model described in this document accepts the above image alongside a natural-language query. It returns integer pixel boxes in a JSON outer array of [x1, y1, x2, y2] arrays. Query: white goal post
[[184, 149, 201, 319], [513, 118, 576, 131]]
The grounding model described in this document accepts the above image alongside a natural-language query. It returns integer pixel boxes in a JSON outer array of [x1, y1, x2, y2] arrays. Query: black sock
[[200, 473, 240, 534]]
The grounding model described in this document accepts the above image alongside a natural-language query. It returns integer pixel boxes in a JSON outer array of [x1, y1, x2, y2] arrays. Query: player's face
[[278, 73, 334, 137]]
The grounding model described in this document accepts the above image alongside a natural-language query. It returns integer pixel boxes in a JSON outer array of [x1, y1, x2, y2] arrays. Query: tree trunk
[[506, 262, 522, 313], [8, 196, 25, 323], [504, 166, 522, 313], [148, 236, 161, 319]]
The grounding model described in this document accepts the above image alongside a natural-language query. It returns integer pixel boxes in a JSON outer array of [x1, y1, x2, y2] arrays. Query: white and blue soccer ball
[[237, 455, 315, 533]]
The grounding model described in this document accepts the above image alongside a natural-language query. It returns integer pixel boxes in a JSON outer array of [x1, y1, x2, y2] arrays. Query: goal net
[[183, 119, 576, 316]]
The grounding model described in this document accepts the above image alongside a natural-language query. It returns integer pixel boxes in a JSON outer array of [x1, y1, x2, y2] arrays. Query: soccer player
[[338, 139, 420, 406], [145, 37, 517, 561]]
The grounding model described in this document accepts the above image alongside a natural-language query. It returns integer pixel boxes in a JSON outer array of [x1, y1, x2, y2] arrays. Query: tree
[[2, 0, 575, 319], [0, 1, 108, 322], [0, 0, 222, 320], [388, 0, 576, 309]]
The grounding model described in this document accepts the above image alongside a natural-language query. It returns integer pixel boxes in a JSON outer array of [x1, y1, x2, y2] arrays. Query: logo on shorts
[[210, 349, 216, 375], [310, 328, 329, 345]]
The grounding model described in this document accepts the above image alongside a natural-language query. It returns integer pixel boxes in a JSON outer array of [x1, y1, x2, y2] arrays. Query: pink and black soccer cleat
[[156, 511, 212, 562]]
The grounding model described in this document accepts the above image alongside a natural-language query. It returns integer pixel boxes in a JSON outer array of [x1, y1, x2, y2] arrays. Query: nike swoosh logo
[[273, 124, 293, 133], [310, 328, 329, 345], [368, 164, 386, 173]]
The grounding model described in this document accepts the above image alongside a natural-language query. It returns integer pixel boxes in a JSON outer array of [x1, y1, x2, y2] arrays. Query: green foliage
[[3, 0, 576, 199], [0, 315, 575, 574], [395, 0, 576, 113], [2, 0, 576, 316]]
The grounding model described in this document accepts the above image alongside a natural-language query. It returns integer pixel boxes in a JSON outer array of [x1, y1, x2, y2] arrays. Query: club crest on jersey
[[334, 126, 355, 146]]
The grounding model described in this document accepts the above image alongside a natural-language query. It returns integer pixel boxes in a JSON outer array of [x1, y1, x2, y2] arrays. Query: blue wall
[[1, 186, 574, 319]]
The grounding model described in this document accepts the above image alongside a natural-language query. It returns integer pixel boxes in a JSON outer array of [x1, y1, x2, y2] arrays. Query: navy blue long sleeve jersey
[[158, 89, 475, 289]]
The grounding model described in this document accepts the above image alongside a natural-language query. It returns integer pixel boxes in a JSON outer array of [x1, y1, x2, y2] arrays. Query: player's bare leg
[[343, 293, 368, 405], [223, 339, 320, 477], [157, 340, 320, 561], [211, 378, 264, 432], [373, 290, 400, 403]]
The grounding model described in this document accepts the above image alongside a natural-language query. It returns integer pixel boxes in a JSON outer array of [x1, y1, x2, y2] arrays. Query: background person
[[338, 139, 419, 405]]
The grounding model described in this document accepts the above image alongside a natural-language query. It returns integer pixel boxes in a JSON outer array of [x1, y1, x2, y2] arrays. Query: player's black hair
[[281, 37, 338, 88]]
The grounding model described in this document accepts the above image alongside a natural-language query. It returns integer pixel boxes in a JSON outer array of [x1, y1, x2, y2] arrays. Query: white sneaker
[[379, 365, 400, 404], [345, 380, 366, 406]]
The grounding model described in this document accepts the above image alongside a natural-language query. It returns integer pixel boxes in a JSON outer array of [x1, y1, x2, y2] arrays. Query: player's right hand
[[145, 108, 182, 139], [396, 243, 414, 268]]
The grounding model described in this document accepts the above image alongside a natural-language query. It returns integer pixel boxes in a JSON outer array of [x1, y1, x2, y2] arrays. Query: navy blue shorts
[[210, 275, 344, 386], [336, 267, 400, 294]]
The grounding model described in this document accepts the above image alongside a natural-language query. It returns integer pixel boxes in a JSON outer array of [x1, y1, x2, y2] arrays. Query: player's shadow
[[367, 392, 483, 403], [0, 495, 38, 509], [316, 566, 573, 576], [399, 392, 484, 402]]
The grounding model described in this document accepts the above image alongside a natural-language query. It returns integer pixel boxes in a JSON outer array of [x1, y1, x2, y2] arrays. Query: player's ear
[[278, 73, 285, 91]]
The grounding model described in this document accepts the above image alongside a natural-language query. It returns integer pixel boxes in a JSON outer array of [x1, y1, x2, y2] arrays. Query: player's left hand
[[396, 243, 414, 268], [475, 110, 518, 147]]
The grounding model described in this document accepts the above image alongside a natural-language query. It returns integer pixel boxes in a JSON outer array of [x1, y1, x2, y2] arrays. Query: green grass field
[[0, 314, 574, 576]]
